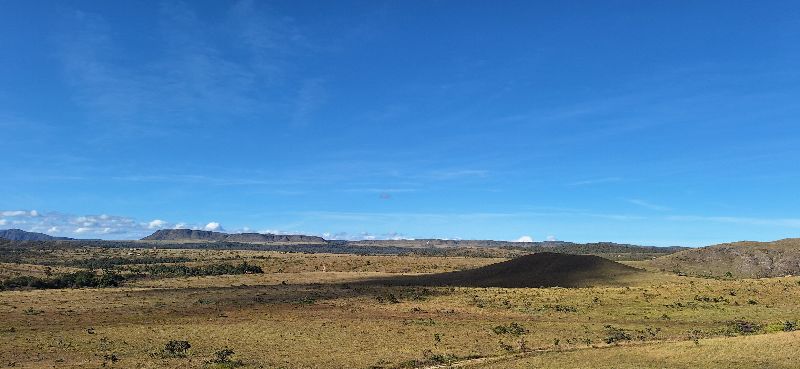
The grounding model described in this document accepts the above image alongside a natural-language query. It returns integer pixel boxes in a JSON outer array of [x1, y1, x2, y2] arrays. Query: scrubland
[[1, 247, 798, 368]]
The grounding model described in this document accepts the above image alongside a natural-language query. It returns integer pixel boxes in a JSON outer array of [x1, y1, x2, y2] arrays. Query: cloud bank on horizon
[[0, 209, 418, 241], [1, 1, 799, 246]]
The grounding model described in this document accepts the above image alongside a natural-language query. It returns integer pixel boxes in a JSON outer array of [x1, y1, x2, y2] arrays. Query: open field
[[1, 246, 799, 368]]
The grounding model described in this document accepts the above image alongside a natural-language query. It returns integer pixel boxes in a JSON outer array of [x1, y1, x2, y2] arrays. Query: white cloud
[[204, 222, 222, 231], [148, 219, 168, 229], [259, 229, 295, 235], [1, 210, 29, 217], [1, 209, 177, 239], [174, 223, 188, 229], [0, 219, 6, 226], [514, 235, 534, 243], [546, 235, 557, 241]]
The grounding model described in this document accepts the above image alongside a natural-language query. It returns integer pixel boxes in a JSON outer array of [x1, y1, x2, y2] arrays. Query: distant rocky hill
[[348, 239, 685, 260], [0, 229, 73, 241], [649, 238, 800, 278], [377, 252, 647, 288], [142, 229, 326, 243]]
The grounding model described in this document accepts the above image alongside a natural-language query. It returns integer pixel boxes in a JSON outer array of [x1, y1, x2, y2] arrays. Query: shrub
[[208, 348, 243, 368], [766, 321, 797, 333], [0, 270, 125, 290], [603, 325, 631, 344], [162, 340, 191, 358], [23, 307, 42, 315], [729, 320, 762, 335], [66, 256, 192, 269], [133, 262, 263, 278], [492, 322, 527, 336], [376, 293, 400, 304]]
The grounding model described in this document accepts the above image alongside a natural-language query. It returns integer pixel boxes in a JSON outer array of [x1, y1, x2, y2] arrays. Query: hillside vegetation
[[649, 238, 800, 278]]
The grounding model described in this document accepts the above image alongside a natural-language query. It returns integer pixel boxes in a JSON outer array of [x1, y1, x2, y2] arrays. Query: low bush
[[62, 256, 192, 269], [492, 322, 527, 336], [130, 262, 263, 278], [603, 325, 632, 344], [160, 340, 191, 358], [207, 348, 243, 368], [0, 270, 125, 290], [729, 320, 763, 335]]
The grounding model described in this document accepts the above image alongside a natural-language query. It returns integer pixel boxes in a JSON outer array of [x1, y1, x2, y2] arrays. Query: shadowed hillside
[[375, 252, 647, 288], [649, 238, 800, 278]]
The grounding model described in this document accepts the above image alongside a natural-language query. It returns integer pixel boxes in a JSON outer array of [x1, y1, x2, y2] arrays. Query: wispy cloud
[[297, 210, 644, 223], [626, 198, 671, 211], [110, 174, 293, 186], [666, 215, 800, 228], [56, 1, 312, 137], [342, 188, 418, 193], [425, 169, 489, 180], [292, 78, 327, 127], [567, 177, 623, 186]]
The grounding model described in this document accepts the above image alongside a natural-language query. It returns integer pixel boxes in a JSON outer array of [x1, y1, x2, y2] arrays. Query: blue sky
[[1, 1, 799, 246]]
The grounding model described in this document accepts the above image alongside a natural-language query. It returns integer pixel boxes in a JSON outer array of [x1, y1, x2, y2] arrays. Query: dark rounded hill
[[378, 252, 647, 288]]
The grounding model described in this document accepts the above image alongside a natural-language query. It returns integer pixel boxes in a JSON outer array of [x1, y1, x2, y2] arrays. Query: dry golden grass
[[1, 249, 799, 368], [476, 330, 800, 369], [0, 263, 82, 279]]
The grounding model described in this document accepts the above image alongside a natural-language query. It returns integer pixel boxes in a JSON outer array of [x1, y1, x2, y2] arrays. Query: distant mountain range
[[0, 228, 685, 261], [0, 229, 73, 241], [141, 229, 326, 243]]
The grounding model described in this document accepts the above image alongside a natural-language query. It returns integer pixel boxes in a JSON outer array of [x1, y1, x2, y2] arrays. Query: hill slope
[[0, 229, 72, 241], [142, 229, 326, 243], [383, 252, 647, 288], [348, 240, 685, 260], [649, 238, 800, 278]]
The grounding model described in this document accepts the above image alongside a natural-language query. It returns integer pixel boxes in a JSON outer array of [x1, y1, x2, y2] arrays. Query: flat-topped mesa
[[141, 229, 326, 243], [0, 229, 73, 241]]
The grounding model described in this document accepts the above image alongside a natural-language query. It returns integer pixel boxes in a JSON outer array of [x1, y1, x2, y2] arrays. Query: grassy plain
[[1, 248, 798, 368]]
